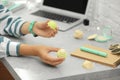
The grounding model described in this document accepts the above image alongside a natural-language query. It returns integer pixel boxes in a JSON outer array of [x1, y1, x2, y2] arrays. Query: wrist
[[28, 21, 38, 37], [21, 22, 30, 35], [6, 42, 21, 56], [19, 44, 38, 56]]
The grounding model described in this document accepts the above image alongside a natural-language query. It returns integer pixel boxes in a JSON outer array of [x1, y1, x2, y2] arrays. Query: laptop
[[31, 0, 93, 32]]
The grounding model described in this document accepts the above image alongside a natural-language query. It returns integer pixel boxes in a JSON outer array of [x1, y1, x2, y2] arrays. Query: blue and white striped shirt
[[0, 3, 26, 56]]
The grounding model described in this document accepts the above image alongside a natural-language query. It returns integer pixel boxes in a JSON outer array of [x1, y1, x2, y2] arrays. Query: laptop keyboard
[[31, 10, 79, 23]]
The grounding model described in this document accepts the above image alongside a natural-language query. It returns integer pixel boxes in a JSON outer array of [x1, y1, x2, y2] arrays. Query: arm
[[0, 4, 58, 37], [21, 20, 58, 38], [0, 36, 64, 66], [0, 4, 63, 66], [19, 44, 65, 66], [0, 4, 26, 37]]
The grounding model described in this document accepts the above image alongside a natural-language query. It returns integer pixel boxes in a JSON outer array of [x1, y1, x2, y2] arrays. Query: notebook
[[31, 0, 93, 32]]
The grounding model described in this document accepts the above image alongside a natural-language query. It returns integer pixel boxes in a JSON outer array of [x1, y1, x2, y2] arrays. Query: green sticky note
[[48, 21, 57, 30], [80, 47, 107, 57]]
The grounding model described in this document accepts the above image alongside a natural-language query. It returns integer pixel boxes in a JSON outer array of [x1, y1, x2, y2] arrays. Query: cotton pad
[[95, 35, 108, 42]]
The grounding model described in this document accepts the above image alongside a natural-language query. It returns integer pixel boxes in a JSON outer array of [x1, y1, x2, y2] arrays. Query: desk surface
[[4, 7, 120, 80]]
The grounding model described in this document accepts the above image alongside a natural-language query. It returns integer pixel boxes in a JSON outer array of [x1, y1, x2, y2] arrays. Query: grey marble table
[[3, 3, 120, 80], [5, 20, 120, 80]]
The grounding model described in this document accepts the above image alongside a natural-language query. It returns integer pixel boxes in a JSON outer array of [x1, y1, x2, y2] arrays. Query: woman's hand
[[35, 45, 65, 66], [33, 20, 58, 38], [19, 44, 65, 66]]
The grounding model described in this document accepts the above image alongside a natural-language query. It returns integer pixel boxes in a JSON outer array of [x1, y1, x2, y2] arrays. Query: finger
[[54, 58, 65, 62], [51, 59, 64, 66], [42, 59, 54, 66], [51, 58, 65, 66], [49, 31, 55, 37], [43, 60, 62, 66], [53, 28, 58, 35], [53, 28, 58, 36], [41, 55, 64, 66], [45, 57, 65, 66], [47, 32, 55, 37], [45, 19, 50, 24], [46, 54, 65, 63], [48, 47, 60, 52], [42, 20, 51, 28], [55, 26, 59, 32]]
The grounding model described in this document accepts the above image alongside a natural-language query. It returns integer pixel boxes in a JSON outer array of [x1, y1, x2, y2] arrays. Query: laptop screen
[[43, 0, 88, 14]]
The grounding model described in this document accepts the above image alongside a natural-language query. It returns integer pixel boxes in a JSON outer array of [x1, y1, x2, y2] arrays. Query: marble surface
[[2, 0, 120, 80], [5, 25, 120, 80]]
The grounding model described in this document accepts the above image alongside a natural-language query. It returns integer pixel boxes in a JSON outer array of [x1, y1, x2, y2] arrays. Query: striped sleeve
[[0, 36, 21, 56], [0, 4, 26, 38]]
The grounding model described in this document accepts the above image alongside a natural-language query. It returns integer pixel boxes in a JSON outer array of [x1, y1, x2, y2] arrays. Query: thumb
[[43, 20, 50, 28], [46, 19, 50, 23], [45, 19, 50, 25]]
